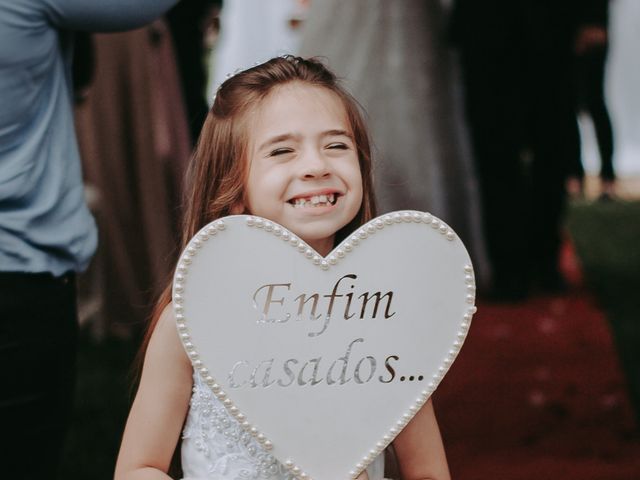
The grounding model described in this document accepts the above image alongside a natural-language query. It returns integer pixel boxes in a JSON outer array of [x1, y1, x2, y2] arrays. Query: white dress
[[181, 372, 385, 480], [208, 0, 303, 101]]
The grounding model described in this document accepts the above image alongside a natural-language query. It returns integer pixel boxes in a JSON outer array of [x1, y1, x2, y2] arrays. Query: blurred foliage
[[567, 199, 640, 423]]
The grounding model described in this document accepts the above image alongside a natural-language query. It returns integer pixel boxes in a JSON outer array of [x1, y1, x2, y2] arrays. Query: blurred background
[[61, 0, 640, 478]]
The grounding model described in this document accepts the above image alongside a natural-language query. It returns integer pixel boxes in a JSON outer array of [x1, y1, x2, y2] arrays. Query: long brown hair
[[141, 55, 377, 366]]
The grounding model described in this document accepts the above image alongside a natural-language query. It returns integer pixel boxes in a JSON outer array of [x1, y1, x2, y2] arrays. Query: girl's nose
[[300, 150, 331, 179]]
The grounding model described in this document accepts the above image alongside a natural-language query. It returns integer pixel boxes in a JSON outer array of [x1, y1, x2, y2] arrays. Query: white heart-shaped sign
[[173, 211, 475, 480]]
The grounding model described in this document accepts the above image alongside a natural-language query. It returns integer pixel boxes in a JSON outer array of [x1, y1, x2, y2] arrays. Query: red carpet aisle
[[436, 247, 640, 479]]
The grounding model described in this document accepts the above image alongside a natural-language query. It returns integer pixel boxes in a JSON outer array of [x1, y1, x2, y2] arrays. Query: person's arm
[[392, 398, 451, 480], [114, 305, 193, 480], [42, 0, 179, 32]]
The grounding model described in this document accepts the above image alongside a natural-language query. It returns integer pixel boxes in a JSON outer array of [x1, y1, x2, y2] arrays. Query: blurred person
[[451, 0, 582, 299], [74, 20, 192, 338], [208, 0, 309, 101], [300, 0, 488, 283], [450, 0, 529, 300], [566, 0, 616, 200], [167, 0, 223, 143], [0, 0, 177, 477], [519, 0, 582, 292]]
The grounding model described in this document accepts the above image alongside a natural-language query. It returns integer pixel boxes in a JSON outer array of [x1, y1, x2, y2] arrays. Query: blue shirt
[[0, 0, 177, 276]]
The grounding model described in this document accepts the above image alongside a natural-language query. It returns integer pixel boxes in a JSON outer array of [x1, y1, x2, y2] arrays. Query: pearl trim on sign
[[243, 211, 458, 271], [172, 211, 476, 480]]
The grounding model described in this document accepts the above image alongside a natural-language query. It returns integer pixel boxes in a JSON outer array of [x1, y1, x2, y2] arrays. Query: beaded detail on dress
[[181, 373, 294, 480]]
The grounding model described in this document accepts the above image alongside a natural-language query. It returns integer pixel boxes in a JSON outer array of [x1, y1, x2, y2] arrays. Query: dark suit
[[451, 0, 582, 296], [570, 0, 614, 181], [167, 0, 222, 144]]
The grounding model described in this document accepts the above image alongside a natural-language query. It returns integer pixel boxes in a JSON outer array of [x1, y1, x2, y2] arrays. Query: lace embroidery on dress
[[182, 372, 385, 480], [181, 372, 295, 480]]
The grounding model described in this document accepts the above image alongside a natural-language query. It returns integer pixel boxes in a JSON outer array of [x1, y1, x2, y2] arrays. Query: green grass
[[567, 199, 640, 422]]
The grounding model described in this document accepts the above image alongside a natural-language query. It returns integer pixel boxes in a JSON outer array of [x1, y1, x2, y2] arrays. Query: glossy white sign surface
[[173, 211, 475, 480]]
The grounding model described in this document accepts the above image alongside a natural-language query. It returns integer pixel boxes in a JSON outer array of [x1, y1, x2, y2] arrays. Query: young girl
[[114, 55, 451, 480]]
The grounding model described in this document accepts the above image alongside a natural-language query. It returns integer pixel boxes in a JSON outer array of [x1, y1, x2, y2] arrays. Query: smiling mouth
[[288, 193, 339, 208]]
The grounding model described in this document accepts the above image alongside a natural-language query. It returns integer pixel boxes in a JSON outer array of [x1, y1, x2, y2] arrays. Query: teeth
[[292, 193, 336, 208]]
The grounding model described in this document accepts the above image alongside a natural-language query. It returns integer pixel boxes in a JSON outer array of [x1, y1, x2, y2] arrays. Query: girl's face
[[240, 82, 363, 256]]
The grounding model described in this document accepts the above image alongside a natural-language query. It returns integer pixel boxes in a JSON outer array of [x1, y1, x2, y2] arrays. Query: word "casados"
[[227, 338, 407, 389]]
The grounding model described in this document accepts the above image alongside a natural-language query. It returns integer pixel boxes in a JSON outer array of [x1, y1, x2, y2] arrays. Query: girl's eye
[[327, 143, 348, 150], [269, 148, 294, 157]]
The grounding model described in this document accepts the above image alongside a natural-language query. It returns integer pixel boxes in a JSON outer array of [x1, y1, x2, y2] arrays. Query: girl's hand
[[114, 305, 193, 479], [356, 470, 370, 480]]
